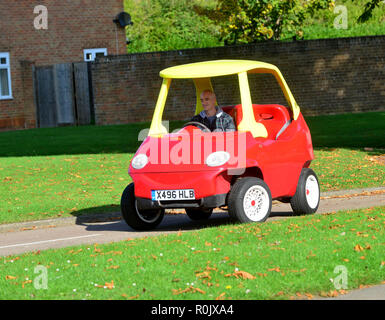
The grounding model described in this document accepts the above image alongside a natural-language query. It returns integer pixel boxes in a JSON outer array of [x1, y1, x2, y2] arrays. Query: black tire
[[290, 168, 320, 215], [228, 177, 272, 223], [120, 183, 164, 231], [185, 208, 213, 220]]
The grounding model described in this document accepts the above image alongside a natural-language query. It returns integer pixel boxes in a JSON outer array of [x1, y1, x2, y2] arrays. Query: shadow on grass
[[0, 113, 383, 157], [314, 146, 385, 156], [0, 121, 186, 157], [306, 111, 385, 150]]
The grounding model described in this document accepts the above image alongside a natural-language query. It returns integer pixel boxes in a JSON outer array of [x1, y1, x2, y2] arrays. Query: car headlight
[[131, 154, 148, 169], [205, 151, 230, 167]]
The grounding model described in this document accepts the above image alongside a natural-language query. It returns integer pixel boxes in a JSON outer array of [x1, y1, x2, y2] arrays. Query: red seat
[[221, 105, 237, 127], [235, 104, 291, 139]]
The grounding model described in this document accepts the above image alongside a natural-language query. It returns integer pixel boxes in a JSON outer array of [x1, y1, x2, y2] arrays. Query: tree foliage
[[358, 0, 383, 23], [124, 0, 220, 53], [194, 0, 336, 44]]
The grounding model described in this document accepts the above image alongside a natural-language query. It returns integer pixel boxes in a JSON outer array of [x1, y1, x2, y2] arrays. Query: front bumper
[[136, 193, 227, 210], [131, 170, 231, 200]]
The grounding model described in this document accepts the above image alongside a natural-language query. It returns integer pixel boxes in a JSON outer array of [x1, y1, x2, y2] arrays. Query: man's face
[[200, 91, 216, 112]]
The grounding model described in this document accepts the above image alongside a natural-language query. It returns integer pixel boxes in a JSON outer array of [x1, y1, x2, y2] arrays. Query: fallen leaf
[[328, 290, 339, 297], [196, 271, 211, 279], [6, 275, 17, 280], [105, 280, 115, 289], [215, 292, 226, 300], [225, 270, 256, 280], [22, 280, 32, 288], [172, 286, 206, 295], [305, 293, 313, 300], [354, 244, 364, 252]]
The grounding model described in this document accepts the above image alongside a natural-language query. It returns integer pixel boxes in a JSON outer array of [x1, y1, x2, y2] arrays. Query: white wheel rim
[[243, 185, 270, 221], [305, 175, 319, 209]]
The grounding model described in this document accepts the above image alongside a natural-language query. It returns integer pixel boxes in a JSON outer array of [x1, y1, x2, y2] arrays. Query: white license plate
[[151, 189, 195, 201]]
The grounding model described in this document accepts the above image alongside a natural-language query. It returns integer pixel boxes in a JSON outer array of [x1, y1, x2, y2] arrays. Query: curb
[[0, 186, 384, 234]]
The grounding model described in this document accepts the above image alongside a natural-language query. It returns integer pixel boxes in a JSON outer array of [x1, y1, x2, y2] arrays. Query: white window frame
[[0, 52, 13, 100], [83, 48, 108, 62]]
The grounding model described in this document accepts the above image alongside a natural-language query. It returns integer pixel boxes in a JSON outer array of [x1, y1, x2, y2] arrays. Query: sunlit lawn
[[0, 112, 384, 224], [1, 206, 384, 300]]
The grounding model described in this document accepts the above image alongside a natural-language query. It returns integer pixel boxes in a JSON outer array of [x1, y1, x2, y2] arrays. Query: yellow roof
[[160, 60, 278, 79]]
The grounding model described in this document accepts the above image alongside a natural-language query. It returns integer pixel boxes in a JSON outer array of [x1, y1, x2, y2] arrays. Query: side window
[[0, 52, 12, 100], [83, 48, 108, 62]]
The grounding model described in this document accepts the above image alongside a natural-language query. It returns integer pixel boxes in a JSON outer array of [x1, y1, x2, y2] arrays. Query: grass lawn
[[1, 206, 384, 300], [0, 112, 384, 224]]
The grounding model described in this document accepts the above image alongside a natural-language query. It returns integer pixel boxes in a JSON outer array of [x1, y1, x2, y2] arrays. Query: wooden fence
[[33, 62, 93, 127]]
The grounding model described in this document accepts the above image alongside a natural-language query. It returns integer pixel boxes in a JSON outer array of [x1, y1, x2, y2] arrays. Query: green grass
[[292, 0, 385, 41], [0, 154, 131, 224], [312, 148, 384, 191], [1, 206, 384, 300], [0, 112, 383, 224], [305, 112, 385, 149]]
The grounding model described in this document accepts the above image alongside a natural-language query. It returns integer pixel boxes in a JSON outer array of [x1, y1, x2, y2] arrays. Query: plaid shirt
[[191, 107, 236, 132]]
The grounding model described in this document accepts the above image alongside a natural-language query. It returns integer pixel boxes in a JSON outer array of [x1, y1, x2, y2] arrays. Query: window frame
[[83, 48, 108, 62], [0, 52, 13, 100]]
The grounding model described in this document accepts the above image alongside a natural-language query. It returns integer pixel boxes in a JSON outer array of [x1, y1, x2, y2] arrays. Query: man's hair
[[201, 89, 215, 96]]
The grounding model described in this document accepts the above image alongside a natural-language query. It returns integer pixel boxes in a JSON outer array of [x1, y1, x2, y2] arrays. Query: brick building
[[0, 0, 126, 129]]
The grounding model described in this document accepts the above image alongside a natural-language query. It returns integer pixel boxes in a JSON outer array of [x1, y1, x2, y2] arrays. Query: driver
[[190, 90, 236, 132]]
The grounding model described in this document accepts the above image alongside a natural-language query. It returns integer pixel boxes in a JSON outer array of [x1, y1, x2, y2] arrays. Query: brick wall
[[0, 0, 126, 129], [91, 35, 385, 126]]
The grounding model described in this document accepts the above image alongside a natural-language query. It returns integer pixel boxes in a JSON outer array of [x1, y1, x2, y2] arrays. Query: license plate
[[151, 189, 195, 201]]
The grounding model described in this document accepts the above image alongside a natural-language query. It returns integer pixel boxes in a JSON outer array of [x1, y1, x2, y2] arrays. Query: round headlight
[[205, 151, 230, 167], [131, 154, 148, 169]]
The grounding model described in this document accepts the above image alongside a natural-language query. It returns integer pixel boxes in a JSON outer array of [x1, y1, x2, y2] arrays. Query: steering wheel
[[182, 121, 211, 132]]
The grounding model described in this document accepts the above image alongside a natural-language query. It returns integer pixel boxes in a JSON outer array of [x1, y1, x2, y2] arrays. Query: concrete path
[[317, 284, 385, 300]]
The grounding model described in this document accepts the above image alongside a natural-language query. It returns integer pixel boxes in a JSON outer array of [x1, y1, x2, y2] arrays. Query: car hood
[[129, 128, 253, 173]]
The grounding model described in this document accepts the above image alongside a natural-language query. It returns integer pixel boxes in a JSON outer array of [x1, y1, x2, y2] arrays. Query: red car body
[[130, 104, 313, 204], [121, 60, 319, 230]]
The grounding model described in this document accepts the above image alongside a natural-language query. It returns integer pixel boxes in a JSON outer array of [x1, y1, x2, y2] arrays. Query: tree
[[124, 0, 220, 53], [358, 0, 383, 23], [194, 0, 335, 44]]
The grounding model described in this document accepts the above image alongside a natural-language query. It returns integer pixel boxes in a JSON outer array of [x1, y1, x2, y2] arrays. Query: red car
[[121, 60, 320, 230]]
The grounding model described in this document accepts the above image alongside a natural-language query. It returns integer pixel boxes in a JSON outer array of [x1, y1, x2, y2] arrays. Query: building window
[[0, 52, 12, 100], [83, 48, 108, 62]]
